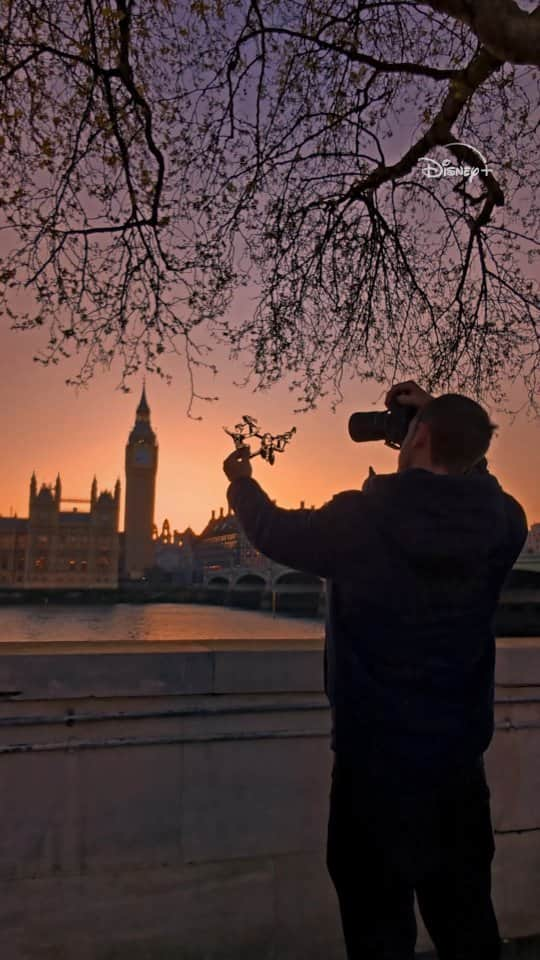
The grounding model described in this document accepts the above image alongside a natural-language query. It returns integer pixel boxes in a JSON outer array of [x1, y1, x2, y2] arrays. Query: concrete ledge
[[2, 633, 539, 698], [495, 637, 540, 684], [0, 637, 324, 700]]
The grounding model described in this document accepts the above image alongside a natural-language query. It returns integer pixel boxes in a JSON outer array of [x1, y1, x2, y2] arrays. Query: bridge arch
[[230, 571, 267, 609], [233, 573, 267, 588], [272, 570, 323, 616], [207, 574, 231, 587]]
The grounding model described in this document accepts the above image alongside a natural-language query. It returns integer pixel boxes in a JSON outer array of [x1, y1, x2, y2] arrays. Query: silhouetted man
[[223, 381, 529, 960]]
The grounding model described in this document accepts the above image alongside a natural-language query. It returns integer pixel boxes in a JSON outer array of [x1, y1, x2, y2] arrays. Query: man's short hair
[[415, 394, 497, 474]]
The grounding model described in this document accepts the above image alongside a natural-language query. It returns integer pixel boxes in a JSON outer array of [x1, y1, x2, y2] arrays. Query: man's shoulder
[[331, 488, 363, 500], [325, 489, 364, 510], [320, 490, 378, 534], [502, 490, 528, 526], [501, 490, 529, 552]]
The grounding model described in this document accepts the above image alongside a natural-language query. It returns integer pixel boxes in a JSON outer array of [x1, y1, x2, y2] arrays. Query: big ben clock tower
[[124, 385, 158, 579]]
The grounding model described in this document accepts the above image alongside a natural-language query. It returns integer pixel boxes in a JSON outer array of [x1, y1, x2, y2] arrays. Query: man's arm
[[226, 475, 361, 580]]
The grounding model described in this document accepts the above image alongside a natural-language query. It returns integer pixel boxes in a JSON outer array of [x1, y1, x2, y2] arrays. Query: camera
[[348, 401, 418, 450]]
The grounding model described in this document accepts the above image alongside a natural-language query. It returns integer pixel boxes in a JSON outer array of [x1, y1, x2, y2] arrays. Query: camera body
[[348, 401, 418, 450]]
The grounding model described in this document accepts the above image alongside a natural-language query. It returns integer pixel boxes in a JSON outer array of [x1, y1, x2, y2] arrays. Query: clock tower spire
[[137, 382, 150, 420], [123, 384, 158, 579]]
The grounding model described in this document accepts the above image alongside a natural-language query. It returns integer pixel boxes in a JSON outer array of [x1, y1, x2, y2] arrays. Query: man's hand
[[223, 445, 253, 482], [385, 380, 433, 410]]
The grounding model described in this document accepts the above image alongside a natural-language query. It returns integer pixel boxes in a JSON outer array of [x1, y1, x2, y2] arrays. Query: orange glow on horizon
[[1, 325, 539, 537]]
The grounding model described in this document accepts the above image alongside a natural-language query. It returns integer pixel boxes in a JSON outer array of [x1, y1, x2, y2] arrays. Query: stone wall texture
[[0, 635, 538, 959]]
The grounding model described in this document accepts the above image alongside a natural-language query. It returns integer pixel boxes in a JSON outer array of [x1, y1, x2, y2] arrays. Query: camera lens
[[348, 412, 388, 443]]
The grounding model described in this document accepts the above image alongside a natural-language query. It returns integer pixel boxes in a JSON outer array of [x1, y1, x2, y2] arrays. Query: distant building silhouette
[[524, 523, 540, 554], [150, 520, 197, 586], [0, 517, 27, 587], [0, 387, 536, 593], [123, 385, 158, 580], [0, 473, 119, 589], [194, 506, 268, 579]]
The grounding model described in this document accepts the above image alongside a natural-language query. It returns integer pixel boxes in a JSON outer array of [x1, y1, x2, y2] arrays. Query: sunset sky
[[1, 6, 537, 541], [1, 315, 538, 536]]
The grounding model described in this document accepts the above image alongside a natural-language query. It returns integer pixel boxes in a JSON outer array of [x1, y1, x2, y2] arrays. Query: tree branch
[[341, 48, 504, 207], [421, 0, 540, 66], [238, 23, 460, 80]]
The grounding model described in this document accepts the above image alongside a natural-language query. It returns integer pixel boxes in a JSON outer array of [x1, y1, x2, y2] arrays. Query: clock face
[[133, 446, 151, 466]]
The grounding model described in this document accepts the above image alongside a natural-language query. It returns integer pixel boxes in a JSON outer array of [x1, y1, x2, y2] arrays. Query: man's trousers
[[326, 754, 501, 960]]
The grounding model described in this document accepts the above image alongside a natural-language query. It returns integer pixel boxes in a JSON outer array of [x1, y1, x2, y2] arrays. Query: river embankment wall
[[0, 637, 538, 958]]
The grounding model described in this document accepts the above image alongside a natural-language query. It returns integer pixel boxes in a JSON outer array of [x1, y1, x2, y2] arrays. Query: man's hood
[[361, 467, 508, 568]]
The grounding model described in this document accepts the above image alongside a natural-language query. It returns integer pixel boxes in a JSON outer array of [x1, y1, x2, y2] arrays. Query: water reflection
[[0, 603, 325, 644]]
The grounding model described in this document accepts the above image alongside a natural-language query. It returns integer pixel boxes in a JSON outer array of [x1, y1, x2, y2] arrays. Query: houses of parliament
[[1, 386, 537, 593], [0, 387, 265, 591]]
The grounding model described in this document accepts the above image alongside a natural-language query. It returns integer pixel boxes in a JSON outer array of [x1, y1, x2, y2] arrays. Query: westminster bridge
[[204, 553, 540, 592], [201, 553, 540, 621], [204, 552, 540, 586], [203, 563, 325, 616]]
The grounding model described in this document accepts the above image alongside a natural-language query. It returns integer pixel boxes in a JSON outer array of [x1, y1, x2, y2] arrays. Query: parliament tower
[[124, 386, 158, 579]]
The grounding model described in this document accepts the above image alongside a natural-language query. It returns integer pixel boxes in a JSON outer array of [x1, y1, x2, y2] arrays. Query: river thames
[[0, 603, 325, 644], [0, 603, 536, 646]]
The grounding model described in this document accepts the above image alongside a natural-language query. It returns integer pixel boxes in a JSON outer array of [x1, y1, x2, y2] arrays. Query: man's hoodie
[[227, 467, 528, 786]]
